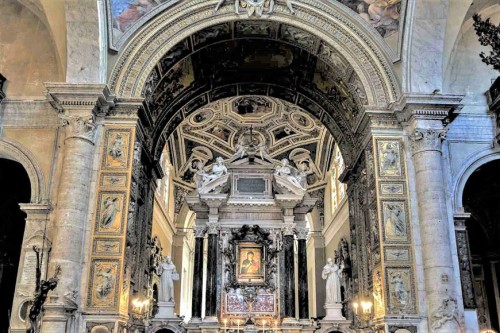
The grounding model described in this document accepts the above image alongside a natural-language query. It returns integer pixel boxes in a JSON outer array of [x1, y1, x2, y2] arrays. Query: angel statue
[[204, 157, 228, 183], [274, 159, 305, 189]]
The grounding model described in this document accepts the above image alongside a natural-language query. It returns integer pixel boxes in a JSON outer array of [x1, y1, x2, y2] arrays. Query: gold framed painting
[[236, 242, 265, 284]]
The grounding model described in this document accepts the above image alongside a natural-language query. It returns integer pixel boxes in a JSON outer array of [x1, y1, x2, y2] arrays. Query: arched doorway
[[463, 159, 500, 332], [0, 158, 30, 332]]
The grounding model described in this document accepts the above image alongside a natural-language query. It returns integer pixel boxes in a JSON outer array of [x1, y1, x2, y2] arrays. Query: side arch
[[453, 147, 500, 211], [109, 0, 400, 106], [0, 138, 46, 203]]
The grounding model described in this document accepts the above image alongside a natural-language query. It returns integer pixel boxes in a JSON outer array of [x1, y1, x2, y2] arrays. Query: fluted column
[[409, 125, 460, 332], [191, 225, 206, 322], [296, 227, 309, 320], [42, 84, 115, 333]]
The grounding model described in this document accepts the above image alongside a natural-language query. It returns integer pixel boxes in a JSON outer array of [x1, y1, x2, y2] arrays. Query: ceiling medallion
[[215, 0, 296, 17]]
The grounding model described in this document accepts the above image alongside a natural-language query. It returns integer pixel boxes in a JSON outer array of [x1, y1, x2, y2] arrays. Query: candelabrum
[[351, 297, 373, 329], [131, 296, 152, 321]]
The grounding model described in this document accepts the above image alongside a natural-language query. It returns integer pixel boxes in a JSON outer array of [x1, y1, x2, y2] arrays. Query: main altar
[[178, 135, 320, 333]]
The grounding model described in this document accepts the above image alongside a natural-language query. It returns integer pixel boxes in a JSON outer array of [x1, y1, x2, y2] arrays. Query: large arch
[[109, 0, 400, 106], [452, 148, 500, 211], [0, 138, 46, 204]]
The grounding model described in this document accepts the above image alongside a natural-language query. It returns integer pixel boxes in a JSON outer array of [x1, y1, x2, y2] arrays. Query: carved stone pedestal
[[316, 320, 354, 333], [323, 304, 345, 321], [148, 316, 183, 333], [156, 301, 176, 319]]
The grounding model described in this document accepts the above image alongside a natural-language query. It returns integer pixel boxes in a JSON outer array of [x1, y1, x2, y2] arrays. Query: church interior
[[0, 1, 500, 333]]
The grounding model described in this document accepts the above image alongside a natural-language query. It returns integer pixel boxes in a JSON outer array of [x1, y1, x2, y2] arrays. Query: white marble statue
[[274, 159, 305, 189], [189, 160, 208, 190], [159, 256, 178, 303], [203, 157, 228, 184], [322, 257, 343, 304]]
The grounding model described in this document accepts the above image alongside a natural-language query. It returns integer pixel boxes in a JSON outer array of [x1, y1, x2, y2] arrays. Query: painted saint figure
[[159, 256, 178, 303], [101, 197, 119, 228], [240, 251, 259, 274], [391, 272, 408, 305], [384, 203, 405, 237], [322, 257, 343, 304]]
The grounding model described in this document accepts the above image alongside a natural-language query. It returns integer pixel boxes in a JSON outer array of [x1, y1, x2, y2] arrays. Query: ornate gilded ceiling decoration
[[167, 96, 336, 190], [139, 21, 369, 164]]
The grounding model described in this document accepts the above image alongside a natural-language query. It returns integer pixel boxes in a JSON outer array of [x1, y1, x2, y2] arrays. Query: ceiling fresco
[[166, 96, 336, 191], [106, 0, 405, 52]]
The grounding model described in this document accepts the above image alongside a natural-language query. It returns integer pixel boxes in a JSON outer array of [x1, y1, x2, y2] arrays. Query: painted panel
[[102, 129, 133, 170], [376, 139, 403, 178], [385, 267, 416, 314], [88, 259, 121, 308], [381, 200, 409, 243], [100, 173, 128, 188], [93, 239, 122, 256], [95, 191, 127, 235]]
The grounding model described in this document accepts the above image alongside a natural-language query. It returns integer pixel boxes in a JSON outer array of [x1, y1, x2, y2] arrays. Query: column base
[[189, 317, 203, 324], [202, 316, 219, 324], [323, 303, 346, 321], [298, 319, 312, 325], [281, 317, 300, 325], [156, 301, 177, 319]]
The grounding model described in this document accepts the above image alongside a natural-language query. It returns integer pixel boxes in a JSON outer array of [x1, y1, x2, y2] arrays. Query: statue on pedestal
[[322, 255, 343, 304], [321, 254, 346, 321], [159, 256, 178, 303]]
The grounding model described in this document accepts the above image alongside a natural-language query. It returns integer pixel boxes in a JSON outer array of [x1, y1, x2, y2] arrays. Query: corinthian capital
[[409, 128, 448, 154], [193, 225, 206, 238], [295, 226, 309, 240], [59, 113, 97, 143]]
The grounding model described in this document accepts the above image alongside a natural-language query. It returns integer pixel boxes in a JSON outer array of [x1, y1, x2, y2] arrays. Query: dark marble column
[[191, 226, 206, 320], [296, 227, 309, 320], [205, 222, 219, 319], [283, 225, 296, 319]]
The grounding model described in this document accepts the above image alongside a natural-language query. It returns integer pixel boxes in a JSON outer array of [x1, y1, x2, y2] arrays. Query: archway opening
[[0, 158, 30, 332], [463, 159, 500, 332], [138, 19, 372, 324]]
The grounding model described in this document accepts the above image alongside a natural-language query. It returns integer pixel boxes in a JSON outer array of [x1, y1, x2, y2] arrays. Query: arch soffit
[[0, 138, 46, 203], [453, 147, 500, 211], [109, 0, 401, 106]]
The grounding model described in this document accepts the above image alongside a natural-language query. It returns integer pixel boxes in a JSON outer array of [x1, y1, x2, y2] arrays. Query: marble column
[[282, 222, 296, 321], [296, 227, 309, 321], [409, 123, 461, 332], [191, 225, 206, 322], [42, 84, 114, 332], [205, 221, 219, 321]]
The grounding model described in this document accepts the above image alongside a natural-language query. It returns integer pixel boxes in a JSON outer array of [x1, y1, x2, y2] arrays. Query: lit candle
[[263, 320, 267, 333]]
